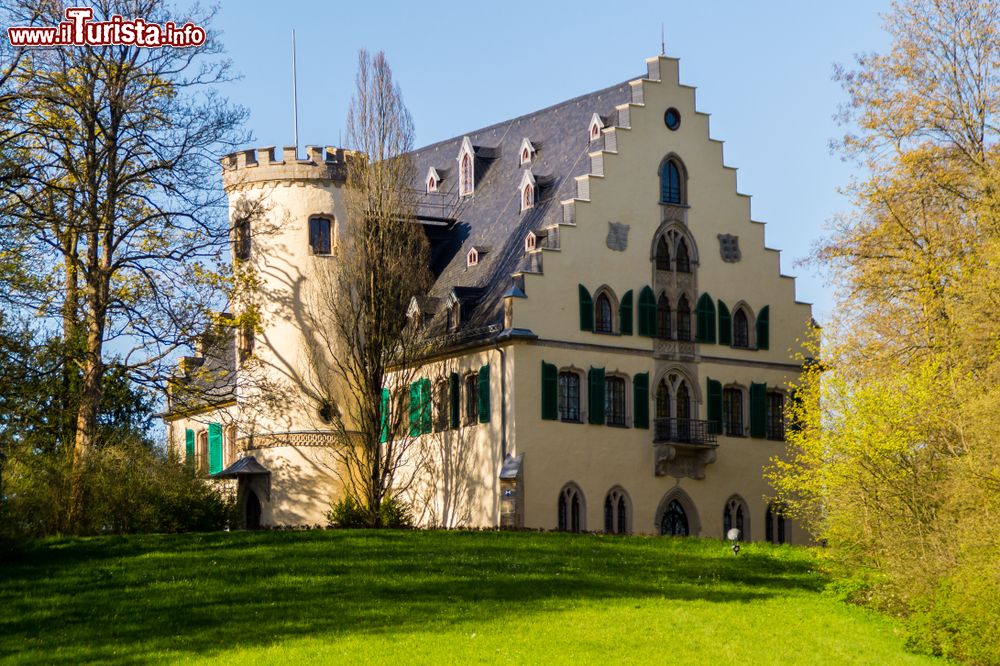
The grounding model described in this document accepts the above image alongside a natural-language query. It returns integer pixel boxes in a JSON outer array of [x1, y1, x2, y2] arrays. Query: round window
[[664, 107, 681, 131]]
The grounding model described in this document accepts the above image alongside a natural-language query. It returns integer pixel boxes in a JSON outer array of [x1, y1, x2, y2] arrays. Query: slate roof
[[409, 78, 635, 343], [164, 322, 237, 417]]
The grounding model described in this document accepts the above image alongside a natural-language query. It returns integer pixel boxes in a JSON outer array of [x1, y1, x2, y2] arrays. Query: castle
[[163, 55, 813, 542]]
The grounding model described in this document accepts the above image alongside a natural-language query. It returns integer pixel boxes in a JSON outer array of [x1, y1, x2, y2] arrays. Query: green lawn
[[0, 530, 941, 665]]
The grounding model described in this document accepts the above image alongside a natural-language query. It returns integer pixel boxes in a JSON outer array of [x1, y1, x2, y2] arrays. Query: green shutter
[[588, 367, 606, 424], [380, 387, 390, 442], [750, 382, 767, 438], [449, 372, 460, 428], [579, 285, 593, 331], [619, 290, 634, 335], [409, 381, 421, 436], [208, 423, 223, 475], [707, 378, 723, 435], [478, 364, 491, 423], [696, 293, 716, 344], [421, 378, 432, 434], [756, 305, 770, 350], [633, 372, 649, 429], [718, 300, 732, 346], [638, 286, 656, 336], [184, 428, 195, 462], [541, 361, 558, 420]]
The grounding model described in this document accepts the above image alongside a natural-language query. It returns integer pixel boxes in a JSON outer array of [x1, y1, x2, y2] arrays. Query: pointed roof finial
[[661, 22, 665, 56]]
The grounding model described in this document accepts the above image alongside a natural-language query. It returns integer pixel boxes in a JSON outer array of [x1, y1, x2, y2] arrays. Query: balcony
[[653, 418, 717, 446], [652, 418, 718, 480]]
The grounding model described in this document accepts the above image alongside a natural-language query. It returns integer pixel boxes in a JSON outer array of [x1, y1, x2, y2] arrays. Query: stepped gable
[[410, 78, 636, 338]]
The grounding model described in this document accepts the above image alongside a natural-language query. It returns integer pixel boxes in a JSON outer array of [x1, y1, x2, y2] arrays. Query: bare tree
[[0, 0, 248, 525], [304, 50, 432, 527]]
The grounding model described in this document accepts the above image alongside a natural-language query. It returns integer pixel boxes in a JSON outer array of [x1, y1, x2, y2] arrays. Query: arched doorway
[[245, 489, 261, 530]]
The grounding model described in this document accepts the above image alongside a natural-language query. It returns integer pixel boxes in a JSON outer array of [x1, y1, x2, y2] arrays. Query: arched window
[[723, 497, 747, 541], [675, 238, 691, 272], [427, 175, 437, 192], [522, 183, 534, 210], [676, 382, 691, 420], [660, 499, 689, 536], [558, 484, 584, 533], [656, 379, 670, 419], [656, 294, 672, 340], [723, 387, 744, 436], [660, 159, 683, 204], [733, 309, 750, 348], [604, 488, 630, 534], [558, 371, 581, 422], [595, 293, 613, 333], [460, 153, 473, 196], [765, 503, 788, 544], [522, 147, 530, 162], [676, 295, 692, 341], [655, 235, 671, 270]]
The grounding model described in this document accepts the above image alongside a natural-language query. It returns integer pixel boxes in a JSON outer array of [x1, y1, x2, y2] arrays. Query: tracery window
[[733, 309, 750, 348], [595, 293, 613, 334], [603, 488, 629, 535], [558, 485, 584, 533], [660, 499, 689, 536]]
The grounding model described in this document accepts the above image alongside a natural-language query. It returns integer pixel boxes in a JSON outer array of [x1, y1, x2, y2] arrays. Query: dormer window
[[426, 167, 441, 193], [467, 247, 479, 267], [458, 137, 475, 197], [525, 232, 537, 252], [448, 302, 460, 332], [589, 113, 604, 141], [519, 138, 536, 166], [518, 169, 537, 212]]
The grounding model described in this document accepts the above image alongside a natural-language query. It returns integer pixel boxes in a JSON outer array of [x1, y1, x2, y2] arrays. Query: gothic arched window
[[660, 499, 689, 536]]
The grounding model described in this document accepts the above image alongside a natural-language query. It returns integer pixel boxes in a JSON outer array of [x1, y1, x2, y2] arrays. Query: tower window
[[309, 217, 332, 255], [234, 218, 251, 261]]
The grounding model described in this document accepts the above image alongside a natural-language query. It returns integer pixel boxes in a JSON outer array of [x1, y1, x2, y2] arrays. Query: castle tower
[[220, 144, 351, 525]]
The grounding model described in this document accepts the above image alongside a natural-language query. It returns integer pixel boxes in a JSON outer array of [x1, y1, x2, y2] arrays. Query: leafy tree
[[0, 0, 248, 525], [768, 1, 1000, 661]]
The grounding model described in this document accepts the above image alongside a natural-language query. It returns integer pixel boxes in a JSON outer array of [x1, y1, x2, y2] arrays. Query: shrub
[[4, 434, 236, 536], [327, 494, 413, 529]]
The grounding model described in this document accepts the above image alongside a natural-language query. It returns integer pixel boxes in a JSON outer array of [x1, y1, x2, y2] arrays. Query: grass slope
[[0, 530, 941, 665]]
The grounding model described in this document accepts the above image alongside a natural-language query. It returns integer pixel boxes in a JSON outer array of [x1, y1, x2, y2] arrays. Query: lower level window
[[605, 377, 626, 426], [558, 485, 583, 533], [765, 503, 788, 544], [558, 372, 581, 422], [660, 499, 689, 536]]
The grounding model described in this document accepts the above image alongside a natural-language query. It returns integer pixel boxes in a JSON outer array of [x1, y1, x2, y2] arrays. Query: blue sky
[[214, 0, 893, 322]]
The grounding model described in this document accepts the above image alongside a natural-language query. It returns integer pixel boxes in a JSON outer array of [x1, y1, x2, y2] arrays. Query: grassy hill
[[0, 530, 942, 664]]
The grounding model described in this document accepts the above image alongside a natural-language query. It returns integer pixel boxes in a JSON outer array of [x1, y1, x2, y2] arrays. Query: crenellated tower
[[219, 144, 352, 525]]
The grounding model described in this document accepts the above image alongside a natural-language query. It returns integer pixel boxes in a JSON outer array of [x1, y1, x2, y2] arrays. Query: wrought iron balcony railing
[[653, 418, 718, 446]]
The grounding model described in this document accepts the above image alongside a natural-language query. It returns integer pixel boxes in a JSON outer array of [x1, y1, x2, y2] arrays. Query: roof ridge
[[411, 76, 641, 155]]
